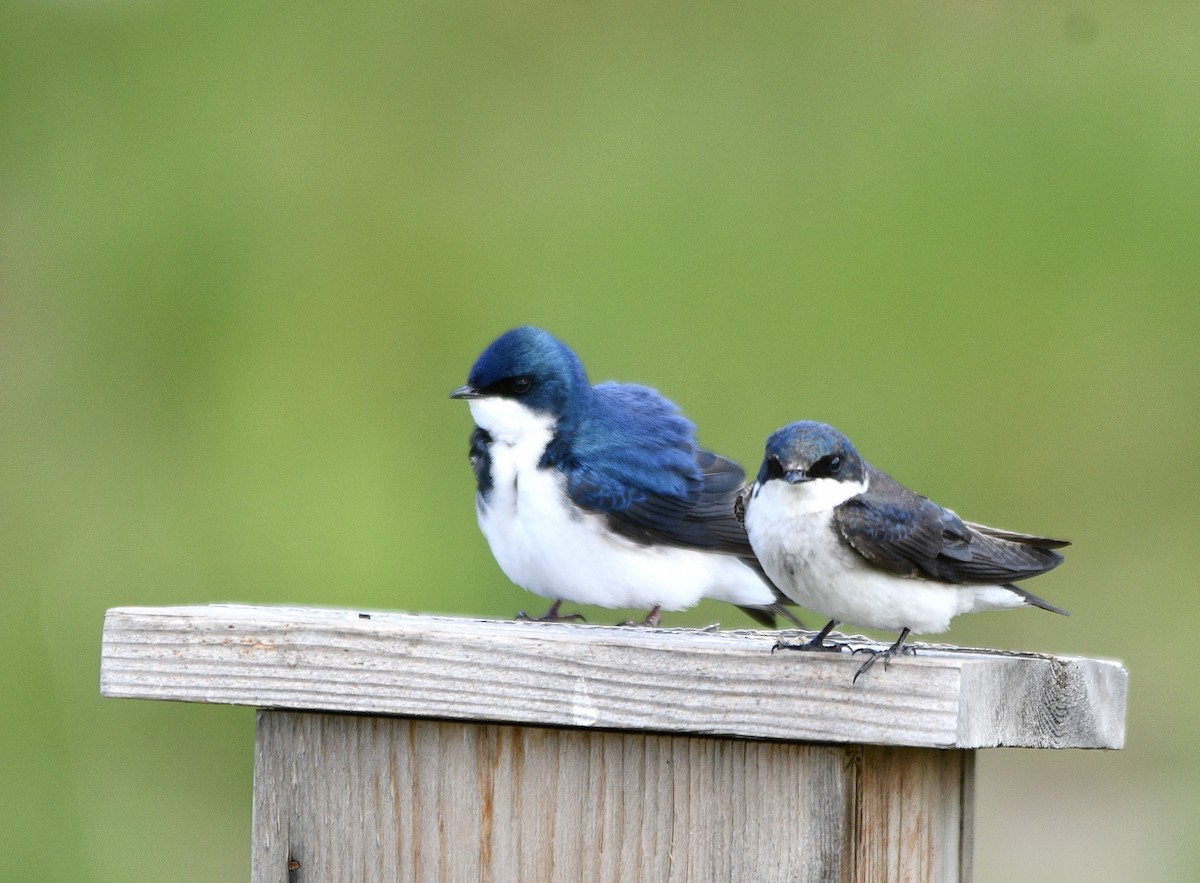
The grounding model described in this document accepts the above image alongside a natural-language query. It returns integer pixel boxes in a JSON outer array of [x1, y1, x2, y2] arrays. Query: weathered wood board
[[251, 711, 974, 883], [100, 605, 1126, 749]]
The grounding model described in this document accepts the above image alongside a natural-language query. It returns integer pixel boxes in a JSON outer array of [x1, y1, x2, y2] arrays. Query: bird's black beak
[[450, 384, 482, 400], [784, 469, 810, 484]]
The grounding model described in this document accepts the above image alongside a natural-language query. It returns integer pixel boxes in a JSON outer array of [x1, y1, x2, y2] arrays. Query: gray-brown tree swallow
[[741, 420, 1068, 680]]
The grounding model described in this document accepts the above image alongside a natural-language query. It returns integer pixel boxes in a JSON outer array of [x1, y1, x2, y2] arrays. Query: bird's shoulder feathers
[[547, 381, 702, 511]]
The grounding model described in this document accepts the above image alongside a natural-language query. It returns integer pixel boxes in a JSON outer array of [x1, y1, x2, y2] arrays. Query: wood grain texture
[[252, 711, 972, 883], [100, 605, 1127, 750], [846, 744, 974, 882]]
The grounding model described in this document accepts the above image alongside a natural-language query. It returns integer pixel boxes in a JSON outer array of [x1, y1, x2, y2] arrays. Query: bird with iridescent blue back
[[451, 326, 800, 627], [740, 421, 1068, 680]]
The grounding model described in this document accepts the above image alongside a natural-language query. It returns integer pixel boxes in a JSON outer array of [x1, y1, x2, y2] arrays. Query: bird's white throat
[[468, 397, 556, 447], [751, 474, 869, 517]]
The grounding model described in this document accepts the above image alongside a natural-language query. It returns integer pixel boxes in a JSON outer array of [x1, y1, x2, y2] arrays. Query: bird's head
[[451, 327, 591, 437], [755, 420, 867, 495]]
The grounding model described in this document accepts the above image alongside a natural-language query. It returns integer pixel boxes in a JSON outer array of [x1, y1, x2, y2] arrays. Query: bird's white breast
[[744, 478, 1022, 634], [467, 398, 774, 611]]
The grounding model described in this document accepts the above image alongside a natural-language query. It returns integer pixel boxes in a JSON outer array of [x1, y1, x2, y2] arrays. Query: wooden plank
[[847, 746, 974, 882], [100, 605, 1127, 750], [251, 711, 972, 883]]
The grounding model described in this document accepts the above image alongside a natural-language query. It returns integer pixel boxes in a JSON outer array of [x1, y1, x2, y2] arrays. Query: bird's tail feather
[[1004, 583, 1070, 616], [736, 602, 805, 630], [737, 605, 777, 629], [966, 521, 1071, 550]]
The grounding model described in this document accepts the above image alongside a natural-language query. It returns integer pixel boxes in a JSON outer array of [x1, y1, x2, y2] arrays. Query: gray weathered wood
[[100, 604, 1127, 750], [251, 710, 973, 883]]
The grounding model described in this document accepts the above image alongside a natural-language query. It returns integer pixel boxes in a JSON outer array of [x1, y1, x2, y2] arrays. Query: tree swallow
[[451, 326, 800, 628], [740, 420, 1068, 680]]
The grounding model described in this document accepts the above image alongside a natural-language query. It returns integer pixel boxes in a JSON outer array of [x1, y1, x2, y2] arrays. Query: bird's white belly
[[476, 442, 773, 611], [745, 483, 1021, 633]]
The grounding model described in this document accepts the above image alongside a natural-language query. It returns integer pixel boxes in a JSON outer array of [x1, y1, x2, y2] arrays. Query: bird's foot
[[771, 619, 845, 654], [851, 629, 914, 683], [516, 600, 586, 624], [619, 606, 662, 628], [772, 635, 846, 654]]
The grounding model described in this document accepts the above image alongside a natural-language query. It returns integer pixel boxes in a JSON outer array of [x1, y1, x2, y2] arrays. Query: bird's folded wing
[[833, 494, 953, 580], [834, 469, 1065, 584], [603, 449, 756, 556], [555, 382, 702, 511]]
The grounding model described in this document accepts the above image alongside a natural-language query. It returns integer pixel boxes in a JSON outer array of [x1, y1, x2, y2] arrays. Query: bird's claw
[[619, 606, 662, 628], [515, 602, 586, 624], [850, 642, 915, 683], [516, 610, 587, 623], [771, 636, 846, 654]]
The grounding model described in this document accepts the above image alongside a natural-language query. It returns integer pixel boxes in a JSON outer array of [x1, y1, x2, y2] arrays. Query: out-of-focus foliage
[[2, 1, 1197, 879]]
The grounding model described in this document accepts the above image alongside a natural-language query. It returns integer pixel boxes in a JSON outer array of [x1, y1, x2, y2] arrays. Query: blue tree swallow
[[740, 420, 1068, 680], [451, 326, 800, 627]]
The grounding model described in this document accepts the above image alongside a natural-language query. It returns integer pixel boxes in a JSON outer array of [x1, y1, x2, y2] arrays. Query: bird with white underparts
[[739, 420, 1068, 681], [451, 326, 801, 628]]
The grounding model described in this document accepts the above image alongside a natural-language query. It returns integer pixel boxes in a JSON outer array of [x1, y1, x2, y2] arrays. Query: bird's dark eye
[[507, 376, 533, 395], [763, 456, 785, 480], [810, 454, 842, 478]]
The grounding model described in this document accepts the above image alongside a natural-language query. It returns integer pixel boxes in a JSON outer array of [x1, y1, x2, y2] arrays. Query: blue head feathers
[[462, 326, 592, 428], [757, 421, 867, 487]]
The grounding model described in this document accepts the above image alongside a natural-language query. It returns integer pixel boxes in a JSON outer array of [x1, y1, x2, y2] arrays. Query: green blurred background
[[3, 0, 1196, 879]]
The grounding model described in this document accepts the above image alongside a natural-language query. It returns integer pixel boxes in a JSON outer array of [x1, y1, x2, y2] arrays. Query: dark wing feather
[[834, 497, 950, 579], [964, 521, 1071, 550], [834, 466, 1066, 584], [605, 449, 755, 556], [1005, 583, 1070, 615], [468, 427, 493, 497]]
